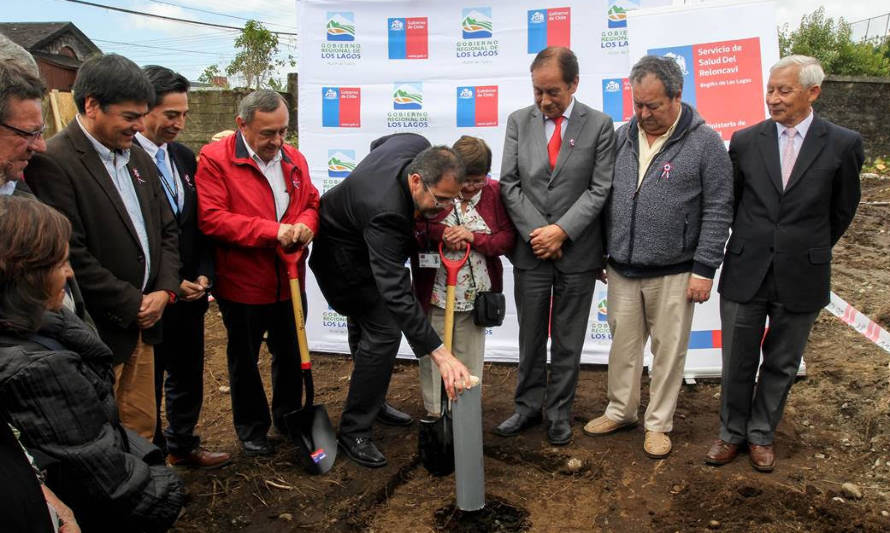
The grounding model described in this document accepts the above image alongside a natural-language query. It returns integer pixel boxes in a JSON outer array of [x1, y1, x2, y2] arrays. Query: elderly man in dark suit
[[137, 65, 230, 469], [496, 47, 615, 445], [310, 134, 472, 468], [705, 55, 863, 472], [25, 54, 181, 441]]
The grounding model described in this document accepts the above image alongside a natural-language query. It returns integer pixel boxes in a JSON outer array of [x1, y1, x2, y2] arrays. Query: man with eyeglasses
[[0, 62, 46, 196], [25, 54, 182, 442], [195, 89, 319, 457], [310, 134, 473, 468]]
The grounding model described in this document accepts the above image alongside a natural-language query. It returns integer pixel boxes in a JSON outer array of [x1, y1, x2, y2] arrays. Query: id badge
[[418, 253, 441, 269]]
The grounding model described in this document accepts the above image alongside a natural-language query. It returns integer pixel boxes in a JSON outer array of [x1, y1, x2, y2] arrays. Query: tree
[[224, 20, 293, 90], [197, 64, 228, 88], [778, 7, 890, 77]]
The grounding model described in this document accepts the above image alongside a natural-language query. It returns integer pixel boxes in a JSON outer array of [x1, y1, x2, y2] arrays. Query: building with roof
[[0, 22, 101, 91]]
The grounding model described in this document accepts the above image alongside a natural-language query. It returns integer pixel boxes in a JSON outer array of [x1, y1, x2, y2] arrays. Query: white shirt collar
[[775, 110, 814, 139], [135, 132, 167, 159], [545, 97, 575, 123], [243, 140, 282, 168], [76, 115, 129, 166], [0, 180, 16, 196]]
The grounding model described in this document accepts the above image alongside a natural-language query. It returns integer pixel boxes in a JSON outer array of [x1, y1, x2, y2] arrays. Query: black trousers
[[340, 296, 402, 438], [513, 263, 596, 421], [217, 297, 304, 442], [719, 268, 819, 445], [153, 297, 208, 455]]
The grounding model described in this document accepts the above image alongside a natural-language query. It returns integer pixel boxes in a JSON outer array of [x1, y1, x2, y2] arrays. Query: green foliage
[[778, 7, 890, 77], [224, 20, 295, 90], [197, 64, 227, 88], [862, 156, 889, 175]]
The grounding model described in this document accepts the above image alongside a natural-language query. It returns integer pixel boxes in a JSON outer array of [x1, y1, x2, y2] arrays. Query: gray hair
[[0, 34, 39, 76], [0, 62, 45, 122], [406, 146, 466, 186], [630, 55, 684, 98], [770, 55, 825, 88], [238, 90, 287, 124]]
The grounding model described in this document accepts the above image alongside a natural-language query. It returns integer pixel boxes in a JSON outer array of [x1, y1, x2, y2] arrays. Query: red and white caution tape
[[825, 292, 890, 354]]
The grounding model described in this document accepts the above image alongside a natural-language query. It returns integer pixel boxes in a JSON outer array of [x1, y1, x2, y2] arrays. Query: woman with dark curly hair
[[0, 196, 184, 532]]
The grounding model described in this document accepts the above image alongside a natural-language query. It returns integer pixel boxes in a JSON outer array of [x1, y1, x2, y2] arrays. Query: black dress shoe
[[338, 434, 387, 468], [376, 402, 414, 426], [547, 419, 572, 445], [241, 437, 275, 457], [494, 412, 542, 437]]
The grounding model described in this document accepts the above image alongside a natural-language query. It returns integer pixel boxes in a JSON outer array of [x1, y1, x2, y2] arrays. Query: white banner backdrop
[[297, 0, 779, 378]]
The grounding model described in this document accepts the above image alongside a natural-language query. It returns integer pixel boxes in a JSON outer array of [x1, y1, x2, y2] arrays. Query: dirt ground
[[170, 175, 890, 532]]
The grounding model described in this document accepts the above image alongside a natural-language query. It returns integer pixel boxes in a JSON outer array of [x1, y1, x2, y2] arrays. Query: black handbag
[[418, 381, 454, 476], [472, 290, 506, 327]]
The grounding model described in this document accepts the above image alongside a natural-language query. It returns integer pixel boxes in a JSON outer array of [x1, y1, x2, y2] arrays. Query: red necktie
[[548, 116, 564, 170]]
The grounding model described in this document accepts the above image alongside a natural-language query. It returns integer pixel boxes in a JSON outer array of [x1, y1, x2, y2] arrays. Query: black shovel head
[[285, 403, 338, 475]]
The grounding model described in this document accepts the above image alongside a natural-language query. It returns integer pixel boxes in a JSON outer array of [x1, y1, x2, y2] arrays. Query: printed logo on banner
[[325, 149, 356, 193], [602, 78, 633, 123], [456, 7, 499, 61], [601, 0, 640, 53], [589, 289, 611, 343], [649, 37, 763, 141], [456, 86, 498, 127], [321, 12, 361, 64], [387, 82, 430, 129], [462, 7, 493, 38], [607, 0, 639, 28], [527, 7, 570, 54], [326, 12, 355, 40], [322, 305, 348, 332], [388, 17, 429, 59], [321, 87, 361, 128]]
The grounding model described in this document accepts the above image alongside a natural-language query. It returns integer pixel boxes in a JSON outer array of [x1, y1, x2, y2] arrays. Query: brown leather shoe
[[704, 439, 741, 466], [168, 448, 232, 469], [749, 444, 775, 472]]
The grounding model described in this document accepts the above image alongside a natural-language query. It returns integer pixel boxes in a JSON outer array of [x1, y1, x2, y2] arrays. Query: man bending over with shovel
[[310, 134, 473, 468]]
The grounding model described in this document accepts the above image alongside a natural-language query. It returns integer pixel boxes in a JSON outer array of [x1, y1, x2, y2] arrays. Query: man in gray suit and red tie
[[706, 55, 863, 472], [496, 46, 615, 445]]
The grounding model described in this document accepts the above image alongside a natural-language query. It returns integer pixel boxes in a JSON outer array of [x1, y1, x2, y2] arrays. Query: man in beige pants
[[583, 56, 732, 458]]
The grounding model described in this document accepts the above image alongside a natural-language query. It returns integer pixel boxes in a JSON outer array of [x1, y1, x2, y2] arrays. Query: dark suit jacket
[[142, 140, 214, 291], [24, 120, 181, 363], [718, 116, 863, 312], [309, 133, 440, 356]]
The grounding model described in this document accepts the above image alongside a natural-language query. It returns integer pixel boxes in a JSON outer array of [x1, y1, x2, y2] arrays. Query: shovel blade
[[285, 404, 338, 475]]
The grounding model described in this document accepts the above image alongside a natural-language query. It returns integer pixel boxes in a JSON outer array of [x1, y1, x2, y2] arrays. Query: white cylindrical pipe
[[451, 376, 485, 511]]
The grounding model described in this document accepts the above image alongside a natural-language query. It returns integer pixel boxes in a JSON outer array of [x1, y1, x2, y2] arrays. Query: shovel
[[278, 247, 337, 475], [436, 243, 486, 511], [419, 242, 470, 476]]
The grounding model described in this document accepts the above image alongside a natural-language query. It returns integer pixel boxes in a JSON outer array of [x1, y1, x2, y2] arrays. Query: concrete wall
[[815, 76, 890, 159], [179, 88, 294, 154]]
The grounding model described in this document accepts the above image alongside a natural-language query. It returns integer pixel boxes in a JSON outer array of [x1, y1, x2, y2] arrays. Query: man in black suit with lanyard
[[705, 55, 863, 472], [137, 66, 230, 468]]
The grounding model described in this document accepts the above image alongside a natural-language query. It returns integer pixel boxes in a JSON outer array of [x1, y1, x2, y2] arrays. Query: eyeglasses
[[422, 180, 455, 209], [0, 122, 46, 144]]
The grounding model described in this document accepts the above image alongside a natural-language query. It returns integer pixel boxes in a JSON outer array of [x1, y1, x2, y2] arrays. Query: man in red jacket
[[196, 90, 319, 456]]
